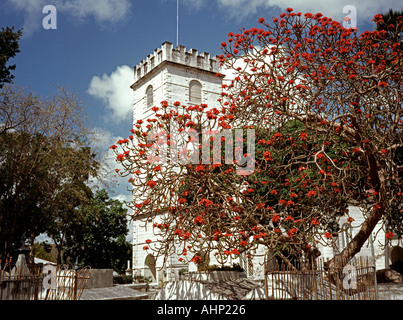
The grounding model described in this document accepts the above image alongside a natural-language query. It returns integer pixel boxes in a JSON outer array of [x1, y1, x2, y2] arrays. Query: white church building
[[130, 42, 223, 285], [129, 42, 401, 286]]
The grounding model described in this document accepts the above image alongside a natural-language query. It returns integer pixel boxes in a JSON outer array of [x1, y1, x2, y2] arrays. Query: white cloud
[[219, 0, 398, 21], [112, 193, 133, 204], [7, 0, 132, 35], [90, 126, 123, 151], [88, 65, 134, 123], [89, 126, 126, 183], [60, 0, 132, 24], [182, 0, 208, 10], [181, 0, 402, 24], [89, 127, 134, 242], [88, 126, 133, 205], [7, 0, 46, 36], [87, 126, 122, 186]]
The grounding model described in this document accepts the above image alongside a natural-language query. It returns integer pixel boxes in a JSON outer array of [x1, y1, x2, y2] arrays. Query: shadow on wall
[[144, 254, 157, 283]]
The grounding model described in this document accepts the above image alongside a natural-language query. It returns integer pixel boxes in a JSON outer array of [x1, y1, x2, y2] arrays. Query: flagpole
[[176, 0, 179, 47]]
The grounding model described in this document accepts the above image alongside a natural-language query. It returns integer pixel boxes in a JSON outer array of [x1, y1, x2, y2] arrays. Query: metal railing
[[265, 256, 378, 300], [0, 259, 91, 300]]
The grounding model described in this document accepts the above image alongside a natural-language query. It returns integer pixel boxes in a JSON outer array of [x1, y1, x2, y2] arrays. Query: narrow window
[[189, 80, 202, 104], [146, 85, 153, 109]]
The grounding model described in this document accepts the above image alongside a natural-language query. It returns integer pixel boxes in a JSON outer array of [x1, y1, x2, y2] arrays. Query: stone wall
[[377, 283, 403, 300], [85, 269, 113, 289]]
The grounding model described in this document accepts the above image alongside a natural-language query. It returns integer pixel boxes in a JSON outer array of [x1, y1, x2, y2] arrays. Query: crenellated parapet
[[133, 42, 221, 84]]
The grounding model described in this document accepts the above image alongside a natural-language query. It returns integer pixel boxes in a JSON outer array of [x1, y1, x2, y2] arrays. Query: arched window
[[189, 80, 202, 104], [146, 85, 153, 108]]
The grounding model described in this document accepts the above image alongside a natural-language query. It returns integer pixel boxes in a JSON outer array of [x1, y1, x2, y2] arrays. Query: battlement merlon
[[132, 41, 222, 85]]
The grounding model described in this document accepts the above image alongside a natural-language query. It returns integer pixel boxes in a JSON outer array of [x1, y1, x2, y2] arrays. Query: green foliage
[[0, 27, 22, 88], [32, 243, 56, 263], [64, 189, 131, 274], [132, 275, 153, 284], [113, 275, 133, 284], [375, 9, 403, 32], [0, 85, 99, 260], [0, 131, 99, 259]]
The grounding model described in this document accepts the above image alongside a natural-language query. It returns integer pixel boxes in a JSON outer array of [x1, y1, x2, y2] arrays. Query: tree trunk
[[30, 231, 36, 268], [326, 149, 387, 277], [327, 205, 384, 270], [327, 159, 386, 275]]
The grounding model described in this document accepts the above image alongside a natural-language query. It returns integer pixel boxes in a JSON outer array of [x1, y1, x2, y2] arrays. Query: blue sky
[[1, 0, 402, 206]]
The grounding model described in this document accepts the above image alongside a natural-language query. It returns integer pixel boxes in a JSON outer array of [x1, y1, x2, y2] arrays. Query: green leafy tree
[[64, 189, 131, 274], [42, 147, 99, 264], [0, 27, 22, 88], [0, 85, 99, 261], [375, 9, 403, 33], [32, 242, 56, 263]]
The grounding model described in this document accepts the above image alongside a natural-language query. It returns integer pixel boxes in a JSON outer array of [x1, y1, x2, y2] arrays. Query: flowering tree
[[112, 9, 402, 271], [218, 9, 403, 268]]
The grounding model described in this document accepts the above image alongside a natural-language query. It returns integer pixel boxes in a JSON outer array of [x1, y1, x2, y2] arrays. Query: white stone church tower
[[129, 42, 224, 285]]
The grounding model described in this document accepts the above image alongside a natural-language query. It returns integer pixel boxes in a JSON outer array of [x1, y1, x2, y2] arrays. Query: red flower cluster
[[263, 151, 272, 161], [147, 181, 156, 188], [178, 198, 187, 204], [199, 198, 213, 206], [385, 232, 395, 239], [310, 218, 320, 225], [195, 165, 205, 172], [287, 228, 297, 237], [194, 216, 205, 225], [306, 190, 317, 198], [191, 255, 202, 264]]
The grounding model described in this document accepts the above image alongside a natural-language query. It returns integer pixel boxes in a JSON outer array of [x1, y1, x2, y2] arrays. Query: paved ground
[[377, 283, 403, 300], [78, 279, 403, 300], [80, 284, 149, 300], [154, 278, 266, 300]]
